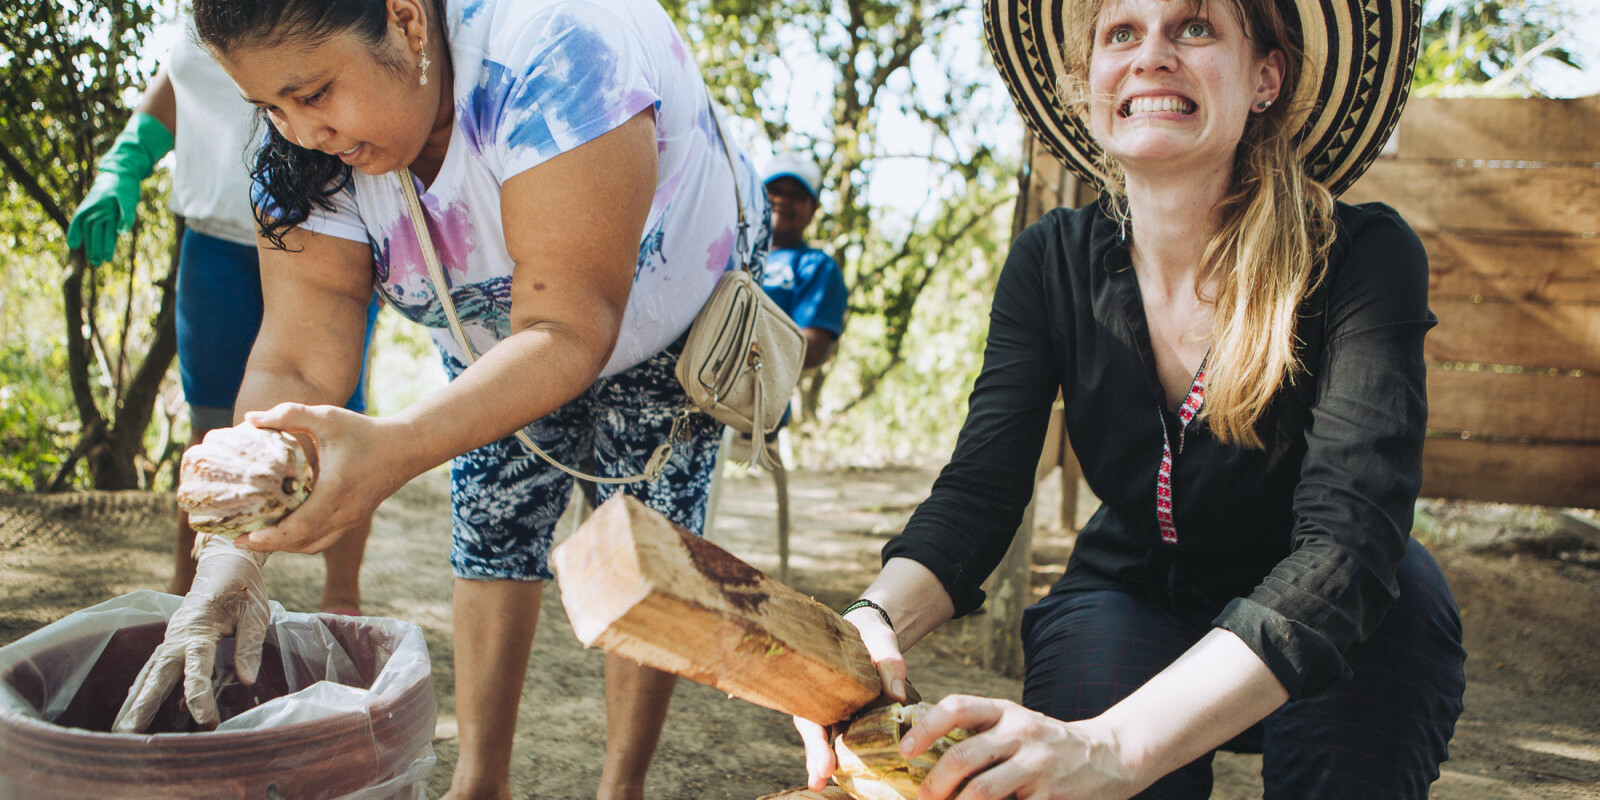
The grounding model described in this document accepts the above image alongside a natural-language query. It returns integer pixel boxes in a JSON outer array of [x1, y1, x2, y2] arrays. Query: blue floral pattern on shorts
[[447, 202, 770, 581]]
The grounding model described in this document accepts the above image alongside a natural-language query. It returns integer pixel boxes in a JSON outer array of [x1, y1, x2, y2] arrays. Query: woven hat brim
[[983, 0, 1423, 197]]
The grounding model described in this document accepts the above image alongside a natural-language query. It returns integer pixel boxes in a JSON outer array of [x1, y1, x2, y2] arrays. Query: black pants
[[1020, 539, 1466, 798]]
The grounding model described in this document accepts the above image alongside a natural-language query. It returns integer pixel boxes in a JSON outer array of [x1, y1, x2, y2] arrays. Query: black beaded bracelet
[[842, 598, 895, 632]]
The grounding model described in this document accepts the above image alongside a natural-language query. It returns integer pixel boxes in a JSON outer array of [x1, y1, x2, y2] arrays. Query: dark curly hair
[[192, 0, 433, 249]]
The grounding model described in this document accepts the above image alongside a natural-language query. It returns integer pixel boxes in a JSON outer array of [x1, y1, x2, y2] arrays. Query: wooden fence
[[1343, 94, 1600, 509]]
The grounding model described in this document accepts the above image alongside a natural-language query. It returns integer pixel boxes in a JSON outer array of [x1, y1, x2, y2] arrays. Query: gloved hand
[[66, 112, 174, 265], [112, 534, 270, 733]]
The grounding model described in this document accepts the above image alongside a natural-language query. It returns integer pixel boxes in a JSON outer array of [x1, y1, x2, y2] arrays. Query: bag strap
[[707, 106, 781, 473], [711, 106, 751, 273], [395, 168, 674, 484], [394, 103, 765, 482]]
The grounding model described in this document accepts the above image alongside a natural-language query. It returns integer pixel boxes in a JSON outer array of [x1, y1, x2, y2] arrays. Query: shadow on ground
[[2, 465, 1597, 798]]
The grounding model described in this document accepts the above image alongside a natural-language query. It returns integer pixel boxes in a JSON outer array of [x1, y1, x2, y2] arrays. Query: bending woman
[[114, 1, 766, 799], [65, 11, 382, 614], [801, 0, 1465, 797]]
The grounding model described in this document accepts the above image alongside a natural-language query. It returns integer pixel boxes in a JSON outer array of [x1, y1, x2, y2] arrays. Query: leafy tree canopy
[[1415, 0, 1587, 96]]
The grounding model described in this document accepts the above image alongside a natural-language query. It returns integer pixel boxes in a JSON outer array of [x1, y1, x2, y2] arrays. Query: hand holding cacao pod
[[832, 702, 973, 800], [177, 423, 314, 537]]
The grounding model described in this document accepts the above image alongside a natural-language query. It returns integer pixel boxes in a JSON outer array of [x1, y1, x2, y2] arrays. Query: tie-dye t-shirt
[[296, 0, 765, 377]]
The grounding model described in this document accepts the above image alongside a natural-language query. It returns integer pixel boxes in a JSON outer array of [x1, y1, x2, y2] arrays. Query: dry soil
[[2, 464, 1597, 798]]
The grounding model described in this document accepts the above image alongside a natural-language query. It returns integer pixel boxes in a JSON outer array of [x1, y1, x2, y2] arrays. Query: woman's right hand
[[231, 403, 413, 555], [113, 536, 270, 733], [795, 603, 916, 791]]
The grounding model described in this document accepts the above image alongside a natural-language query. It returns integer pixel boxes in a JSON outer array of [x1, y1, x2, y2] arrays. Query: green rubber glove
[[66, 112, 174, 265]]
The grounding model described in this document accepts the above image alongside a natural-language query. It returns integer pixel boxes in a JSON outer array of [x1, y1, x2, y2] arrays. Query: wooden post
[[978, 501, 1035, 678], [551, 495, 882, 725], [1054, 409, 1081, 531], [979, 133, 1094, 678]]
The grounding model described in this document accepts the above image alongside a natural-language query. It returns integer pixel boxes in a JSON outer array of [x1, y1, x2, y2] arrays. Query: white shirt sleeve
[[469, 2, 662, 181]]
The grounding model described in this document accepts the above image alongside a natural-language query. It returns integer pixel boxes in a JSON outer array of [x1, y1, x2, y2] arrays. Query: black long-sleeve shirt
[[883, 201, 1434, 699]]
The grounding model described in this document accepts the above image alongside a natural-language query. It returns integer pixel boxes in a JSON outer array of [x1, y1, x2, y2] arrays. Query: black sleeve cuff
[[881, 536, 988, 618], [1214, 596, 1352, 700]]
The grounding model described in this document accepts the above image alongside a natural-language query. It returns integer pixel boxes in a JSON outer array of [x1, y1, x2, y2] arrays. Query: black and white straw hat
[[983, 0, 1423, 196]]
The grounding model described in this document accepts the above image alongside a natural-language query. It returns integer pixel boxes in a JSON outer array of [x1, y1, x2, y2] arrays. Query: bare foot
[[440, 774, 514, 800], [318, 589, 362, 615]]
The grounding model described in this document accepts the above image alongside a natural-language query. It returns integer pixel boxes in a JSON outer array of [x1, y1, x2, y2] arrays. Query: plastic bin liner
[[0, 590, 436, 800]]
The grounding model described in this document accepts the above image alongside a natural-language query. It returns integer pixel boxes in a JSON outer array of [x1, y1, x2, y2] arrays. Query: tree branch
[[0, 136, 69, 231], [115, 217, 183, 457]]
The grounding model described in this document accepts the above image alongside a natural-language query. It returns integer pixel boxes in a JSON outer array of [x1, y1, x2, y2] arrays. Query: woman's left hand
[[232, 403, 412, 554], [904, 695, 1145, 800]]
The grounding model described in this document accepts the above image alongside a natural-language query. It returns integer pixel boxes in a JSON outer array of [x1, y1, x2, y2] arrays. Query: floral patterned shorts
[[447, 335, 727, 581]]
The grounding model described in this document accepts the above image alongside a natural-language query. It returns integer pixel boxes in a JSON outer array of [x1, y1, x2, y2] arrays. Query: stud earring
[[419, 47, 430, 87], [1257, 99, 1272, 110]]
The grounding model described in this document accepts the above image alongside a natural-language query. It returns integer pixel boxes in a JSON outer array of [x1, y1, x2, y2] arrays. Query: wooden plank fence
[[1343, 94, 1600, 509]]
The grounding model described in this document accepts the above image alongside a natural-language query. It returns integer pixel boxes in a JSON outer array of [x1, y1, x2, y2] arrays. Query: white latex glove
[[112, 535, 271, 733]]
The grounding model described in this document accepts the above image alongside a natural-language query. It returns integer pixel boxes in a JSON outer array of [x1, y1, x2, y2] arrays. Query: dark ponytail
[[192, 0, 406, 249]]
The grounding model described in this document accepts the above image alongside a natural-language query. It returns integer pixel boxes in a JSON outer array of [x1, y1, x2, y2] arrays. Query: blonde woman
[[801, 0, 1465, 797]]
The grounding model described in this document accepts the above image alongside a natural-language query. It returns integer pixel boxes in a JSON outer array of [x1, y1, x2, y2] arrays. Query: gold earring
[[419, 47, 430, 86]]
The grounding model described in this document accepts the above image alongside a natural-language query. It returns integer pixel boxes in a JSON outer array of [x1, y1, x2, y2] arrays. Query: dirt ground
[[3, 463, 1598, 799]]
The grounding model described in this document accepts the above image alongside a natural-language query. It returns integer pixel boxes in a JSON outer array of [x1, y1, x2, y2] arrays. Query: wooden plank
[[1420, 230, 1600, 305], [1422, 438, 1600, 508], [1428, 370, 1600, 442], [551, 495, 881, 726], [1013, 131, 1088, 240], [1342, 161, 1600, 235], [1426, 296, 1600, 372], [1393, 96, 1600, 162]]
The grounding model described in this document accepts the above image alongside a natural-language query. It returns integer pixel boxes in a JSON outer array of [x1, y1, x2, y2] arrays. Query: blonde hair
[[1057, 0, 1336, 449]]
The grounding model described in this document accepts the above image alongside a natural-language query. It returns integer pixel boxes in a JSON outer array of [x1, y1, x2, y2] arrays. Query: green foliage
[[661, 0, 808, 118], [1, 0, 181, 492], [368, 306, 450, 419], [1414, 0, 1585, 96], [809, 189, 1013, 465], [0, 170, 184, 492], [0, 340, 75, 492], [675, 0, 1020, 464], [0, 179, 70, 491], [0, 0, 160, 229]]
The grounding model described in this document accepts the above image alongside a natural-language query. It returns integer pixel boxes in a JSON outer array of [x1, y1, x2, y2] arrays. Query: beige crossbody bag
[[395, 107, 802, 482]]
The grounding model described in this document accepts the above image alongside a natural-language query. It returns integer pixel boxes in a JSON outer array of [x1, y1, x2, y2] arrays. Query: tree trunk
[[111, 217, 183, 486], [57, 220, 182, 491]]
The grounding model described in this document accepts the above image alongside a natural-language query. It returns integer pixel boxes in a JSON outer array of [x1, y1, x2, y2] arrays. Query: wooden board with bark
[[551, 495, 882, 725]]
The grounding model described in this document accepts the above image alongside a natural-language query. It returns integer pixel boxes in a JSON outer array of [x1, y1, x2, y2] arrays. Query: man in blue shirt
[[762, 153, 848, 369]]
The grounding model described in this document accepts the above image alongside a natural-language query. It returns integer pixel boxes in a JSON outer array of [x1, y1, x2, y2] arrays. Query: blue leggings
[[1021, 539, 1466, 799]]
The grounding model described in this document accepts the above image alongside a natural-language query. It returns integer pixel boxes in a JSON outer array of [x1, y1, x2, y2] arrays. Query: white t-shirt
[[166, 15, 260, 246], [297, 0, 765, 377]]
